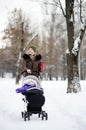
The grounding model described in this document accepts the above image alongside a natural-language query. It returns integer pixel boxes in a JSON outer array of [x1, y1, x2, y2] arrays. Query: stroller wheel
[[27, 115, 30, 120], [45, 113, 48, 120], [41, 111, 48, 120], [38, 112, 41, 118], [21, 112, 24, 118], [42, 115, 44, 120], [24, 113, 27, 121], [27, 112, 31, 120], [23, 112, 27, 121]]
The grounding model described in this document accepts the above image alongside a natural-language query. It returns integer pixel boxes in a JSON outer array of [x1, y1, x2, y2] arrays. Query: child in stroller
[[16, 75, 48, 121]]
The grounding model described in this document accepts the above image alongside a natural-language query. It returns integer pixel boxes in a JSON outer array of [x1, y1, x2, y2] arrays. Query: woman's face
[[27, 48, 35, 55]]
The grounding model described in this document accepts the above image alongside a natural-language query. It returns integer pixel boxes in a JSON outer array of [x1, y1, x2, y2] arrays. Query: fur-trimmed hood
[[23, 54, 42, 61]]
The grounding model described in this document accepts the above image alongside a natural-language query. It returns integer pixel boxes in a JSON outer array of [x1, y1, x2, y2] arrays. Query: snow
[[66, 49, 70, 54], [70, 14, 73, 22], [72, 37, 81, 56], [0, 77, 86, 130], [81, 23, 85, 30], [72, 20, 86, 56]]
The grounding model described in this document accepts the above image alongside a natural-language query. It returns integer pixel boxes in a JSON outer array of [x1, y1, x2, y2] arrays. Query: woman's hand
[[27, 69, 31, 74]]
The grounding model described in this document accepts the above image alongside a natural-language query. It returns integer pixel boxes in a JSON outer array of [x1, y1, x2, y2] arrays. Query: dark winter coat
[[22, 54, 42, 77]]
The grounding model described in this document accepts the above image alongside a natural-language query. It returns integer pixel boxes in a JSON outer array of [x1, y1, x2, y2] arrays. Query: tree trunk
[[65, 0, 81, 93], [16, 64, 22, 83], [16, 22, 24, 84], [16, 36, 24, 84], [48, 68, 52, 80], [67, 53, 81, 93]]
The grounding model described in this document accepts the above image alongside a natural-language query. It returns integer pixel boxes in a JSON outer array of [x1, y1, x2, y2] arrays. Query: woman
[[19, 46, 45, 113], [22, 45, 43, 78]]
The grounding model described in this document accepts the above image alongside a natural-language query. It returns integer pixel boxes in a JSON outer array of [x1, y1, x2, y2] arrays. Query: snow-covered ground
[[0, 77, 86, 130]]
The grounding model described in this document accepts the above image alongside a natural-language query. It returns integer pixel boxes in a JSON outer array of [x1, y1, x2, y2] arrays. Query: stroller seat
[[16, 75, 48, 121], [26, 89, 45, 107], [25, 89, 45, 114], [21, 89, 48, 121]]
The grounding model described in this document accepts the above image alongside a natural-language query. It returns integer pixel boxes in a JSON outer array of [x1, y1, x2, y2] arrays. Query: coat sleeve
[[22, 59, 27, 72], [22, 54, 30, 72]]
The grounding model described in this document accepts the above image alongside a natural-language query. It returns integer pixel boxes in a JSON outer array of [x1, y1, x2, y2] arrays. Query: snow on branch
[[72, 37, 81, 56], [72, 20, 86, 56]]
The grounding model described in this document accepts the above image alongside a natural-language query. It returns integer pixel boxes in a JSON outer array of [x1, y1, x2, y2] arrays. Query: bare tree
[[41, 0, 86, 92], [65, 0, 86, 93], [2, 8, 32, 83], [40, 0, 67, 80], [56, 0, 86, 93]]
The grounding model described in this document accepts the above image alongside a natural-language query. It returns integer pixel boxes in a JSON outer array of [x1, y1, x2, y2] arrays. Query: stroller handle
[[21, 70, 27, 75]]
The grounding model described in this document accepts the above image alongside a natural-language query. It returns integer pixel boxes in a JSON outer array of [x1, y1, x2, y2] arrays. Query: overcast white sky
[[0, 0, 43, 47], [0, 0, 43, 30], [0, 0, 65, 47]]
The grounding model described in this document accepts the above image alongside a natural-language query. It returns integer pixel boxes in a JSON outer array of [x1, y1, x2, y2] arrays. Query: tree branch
[[43, 2, 59, 7], [24, 33, 38, 51], [58, 0, 66, 17], [80, 0, 83, 23]]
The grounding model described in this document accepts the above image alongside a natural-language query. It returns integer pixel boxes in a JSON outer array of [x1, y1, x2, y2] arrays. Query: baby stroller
[[16, 75, 48, 121]]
